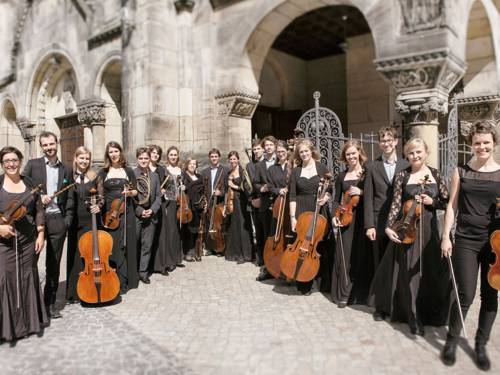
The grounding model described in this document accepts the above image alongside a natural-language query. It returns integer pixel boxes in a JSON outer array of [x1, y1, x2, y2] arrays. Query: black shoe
[[48, 305, 62, 319], [236, 258, 245, 264], [475, 344, 491, 371], [300, 289, 312, 296], [176, 263, 186, 268], [256, 269, 273, 281], [337, 301, 347, 308], [119, 286, 128, 295], [161, 269, 169, 276], [373, 311, 385, 322], [184, 256, 195, 262], [410, 324, 425, 336], [166, 266, 176, 272], [441, 340, 457, 366], [139, 276, 151, 284]]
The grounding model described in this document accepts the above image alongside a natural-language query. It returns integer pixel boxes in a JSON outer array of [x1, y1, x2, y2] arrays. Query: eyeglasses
[[2, 159, 20, 166], [379, 139, 395, 144]]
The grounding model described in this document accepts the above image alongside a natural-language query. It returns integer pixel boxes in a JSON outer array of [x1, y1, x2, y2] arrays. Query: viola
[[488, 198, 500, 291], [207, 174, 225, 253], [177, 175, 193, 227], [225, 176, 235, 215], [334, 191, 360, 227], [77, 189, 120, 304], [390, 174, 430, 244], [103, 183, 133, 230], [280, 173, 332, 282], [0, 184, 43, 225], [263, 193, 288, 278]]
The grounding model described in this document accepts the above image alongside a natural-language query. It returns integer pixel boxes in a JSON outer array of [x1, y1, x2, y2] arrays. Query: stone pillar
[[78, 99, 107, 166], [16, 117, 37, 159], [375, 50, 466, 169]]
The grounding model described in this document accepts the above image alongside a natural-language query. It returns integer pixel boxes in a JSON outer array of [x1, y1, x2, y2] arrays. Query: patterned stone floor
[[0, 253, 498, 375]]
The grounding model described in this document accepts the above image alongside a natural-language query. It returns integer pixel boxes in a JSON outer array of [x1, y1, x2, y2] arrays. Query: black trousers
[[136, 217, 156, 278], [448, 237, 498, 345], [39, 212, 67, 306], [255, 210, 272, 266]]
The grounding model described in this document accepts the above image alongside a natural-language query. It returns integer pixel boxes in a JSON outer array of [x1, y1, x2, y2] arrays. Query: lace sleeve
[[386, 170, 405, 229], [432, 168, 449, 210]]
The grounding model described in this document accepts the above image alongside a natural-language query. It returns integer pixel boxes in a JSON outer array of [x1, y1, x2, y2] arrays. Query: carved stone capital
[[175, 0, 195, 13], [454, 95, 500, 137], [77, 99, 106, 126], [395, 89, 448, 117], [375, 49, 465, 97], [214, 90, 261, 120], [15, 117, 37, 142]]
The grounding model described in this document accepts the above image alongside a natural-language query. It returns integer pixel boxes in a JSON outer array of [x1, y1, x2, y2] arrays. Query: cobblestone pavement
[[1, 253, 498, 375]]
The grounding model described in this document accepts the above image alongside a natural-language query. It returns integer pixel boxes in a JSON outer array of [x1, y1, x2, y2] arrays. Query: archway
[[0, 99, 23, 152], [97, 58, 123, 144], [250, 5, 391, 146]]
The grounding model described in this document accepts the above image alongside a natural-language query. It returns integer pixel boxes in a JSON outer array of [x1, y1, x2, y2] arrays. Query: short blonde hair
[[404, 137, 428, 157], [73, 146, 96, 180]]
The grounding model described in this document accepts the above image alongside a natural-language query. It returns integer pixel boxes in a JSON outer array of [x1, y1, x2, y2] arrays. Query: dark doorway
[[252, 106, 301, 141]]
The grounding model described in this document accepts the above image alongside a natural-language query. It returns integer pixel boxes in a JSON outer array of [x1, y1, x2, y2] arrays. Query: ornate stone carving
[[385, 67, 438, 90], [77, 99, 106, 125], [456, 94, 500, 122], [214, 91, 260, 120], [88, 20, 122, 50], [399, 0, 445, 34], [15, 117, 37, 142]]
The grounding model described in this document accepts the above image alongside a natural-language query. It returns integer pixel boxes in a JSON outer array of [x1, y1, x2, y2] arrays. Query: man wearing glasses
[[23, 131, 72, 319], [364, 127, 409, 321]]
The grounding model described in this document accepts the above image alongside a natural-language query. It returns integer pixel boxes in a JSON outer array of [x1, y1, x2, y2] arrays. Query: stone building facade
[[0, 0, 498, 167]]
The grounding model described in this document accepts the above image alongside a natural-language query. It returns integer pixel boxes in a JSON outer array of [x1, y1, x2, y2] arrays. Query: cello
[[77, 188, 120, 304], [194, 178, 209, 261], [207, 173, 225, 253], [488, 198, 500, 291], [177, 175, 193, 227], [280, 173, 332, 282]]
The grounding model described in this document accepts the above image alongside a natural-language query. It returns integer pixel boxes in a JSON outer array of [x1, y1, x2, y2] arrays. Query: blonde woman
[[368, 138, 450, 336], [65, 146, 103, 303]]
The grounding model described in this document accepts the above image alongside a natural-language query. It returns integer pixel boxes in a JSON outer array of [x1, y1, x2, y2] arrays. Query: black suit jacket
[[363, 156, 409, 232], [22, 157, 72, 216], [253, 159, 275, 212], [200, 165, 228, 204]]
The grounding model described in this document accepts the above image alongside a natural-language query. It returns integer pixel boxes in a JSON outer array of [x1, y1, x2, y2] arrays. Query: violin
[[77, 188, 120, 304], [488, 198, 500, 291], [390, 174, 430, 244], [194, 177, 209, 261], [263, 193, 288, 278], [280, 173, 332, 282], [334, 191, 360, 227], [0, 184, 43, 225], [177, 175, 193, 227], [103, 183, 133, 230], [207, 174, 225, 253]]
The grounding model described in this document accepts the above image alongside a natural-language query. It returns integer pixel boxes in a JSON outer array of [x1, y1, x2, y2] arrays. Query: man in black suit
[[253, 136, 277, 281], [200, 148, 228, 255], [245, 139, 264, 258], [23, 131, 72, 318], [364, 126, 409, 321]]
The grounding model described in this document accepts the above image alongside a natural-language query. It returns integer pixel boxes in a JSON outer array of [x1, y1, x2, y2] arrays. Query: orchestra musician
[[441, 121, 500, 370], [181, 157, 205, 262], [369, 138, 450, 336], [254, 136, 277, 281], [0, 146, 48, 341], [154, 146, 183, 273], [224, 151, 253, 263], [98, 141, 139, 294], [363, 127, 409, 320], [289, 139, 332, 295], [65, 146, 103, 304], [331, 140, 372, 308], [200, 148, 228, 255], [134, 147, 161, 285], [246, 138, 264, 257], [22, 131, 72, 319]]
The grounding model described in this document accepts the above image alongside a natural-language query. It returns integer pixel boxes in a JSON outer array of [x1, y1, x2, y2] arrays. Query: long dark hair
[[104, 141, 127, 169]]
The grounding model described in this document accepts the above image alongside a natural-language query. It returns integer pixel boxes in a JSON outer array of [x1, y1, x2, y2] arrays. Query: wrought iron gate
[[438, 100, 458, 186]]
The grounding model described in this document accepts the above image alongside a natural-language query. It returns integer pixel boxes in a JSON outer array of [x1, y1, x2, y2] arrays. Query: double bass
[[390, 175, 430, 244], [488, 198, 500, 291], [77, 189, 120, 304], [280, 173, 332, 282]]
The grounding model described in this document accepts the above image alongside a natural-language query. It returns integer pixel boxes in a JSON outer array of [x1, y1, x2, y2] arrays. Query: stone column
[[375, 50, 466, 168], [16, 117, 37, 159], [78, 99, 107, 166]]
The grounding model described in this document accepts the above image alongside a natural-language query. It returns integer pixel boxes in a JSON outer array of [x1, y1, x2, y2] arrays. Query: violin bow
[[447, 255, 468, 339], [418, 175, 430, 278]]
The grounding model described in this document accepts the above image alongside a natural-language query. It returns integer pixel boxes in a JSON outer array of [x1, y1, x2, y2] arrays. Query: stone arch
[[93, 52, 122, 97], [0, 96, 25, 154], [230, 0, 381, 94], [259, 52, 289, 108]]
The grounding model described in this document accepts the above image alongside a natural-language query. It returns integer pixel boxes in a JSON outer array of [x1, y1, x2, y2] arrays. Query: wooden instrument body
[[195, 207, 206, 260], [334, 192, 359, 227], [280, 211, 326, 282], [489, 230, 500, 291], [177, 190, 193, 224], [264, 194, 287, 278], [77, 230, 120, 303], [0, 184, 42, 225], [208, 203, 226, 253], [391, 199, 421, 244], [103, 197, 125, 230]]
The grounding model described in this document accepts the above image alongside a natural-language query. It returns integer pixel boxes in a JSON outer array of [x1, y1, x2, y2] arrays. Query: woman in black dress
[[0, 146, 48, 342], [369, 137, 449, 335], [65, 146, 103, 303], [98, 142, 138, 294], [181, 157, 205, 262], [225, 151, 253, 263], [331, 140, 373, 307], [154, 146, 183, 273], [441, 121, 500, 370], [289, 139, 332, 295]]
